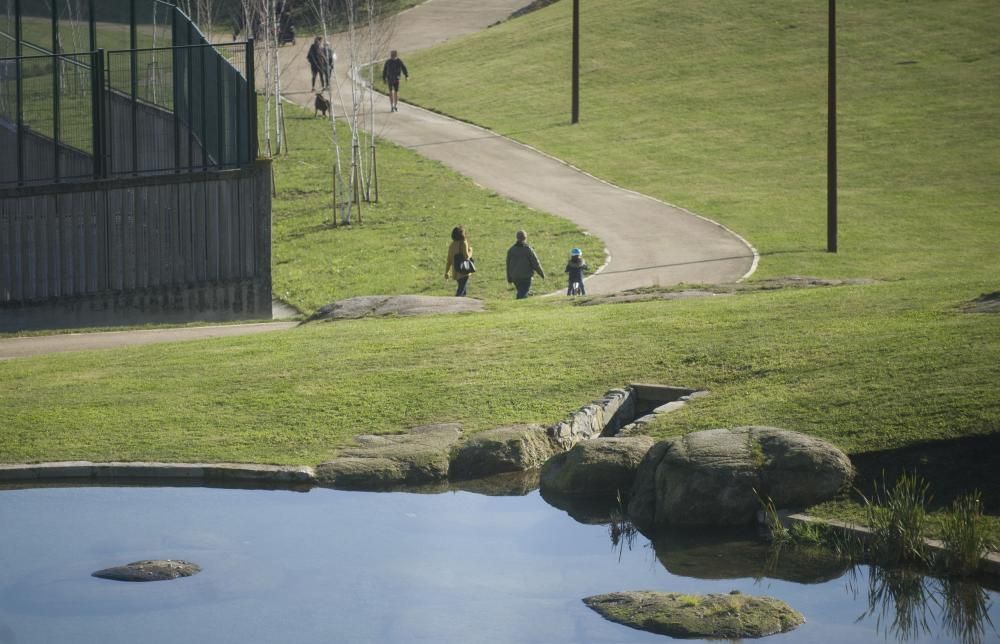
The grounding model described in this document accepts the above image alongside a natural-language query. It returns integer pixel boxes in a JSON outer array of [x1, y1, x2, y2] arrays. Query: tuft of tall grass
[[862, 472, 932, 566], [754, 489, 790, 544], [937, 492, 995, 577]]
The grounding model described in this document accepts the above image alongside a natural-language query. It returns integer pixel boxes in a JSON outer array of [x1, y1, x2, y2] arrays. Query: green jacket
[[506, 242, 545, 282]]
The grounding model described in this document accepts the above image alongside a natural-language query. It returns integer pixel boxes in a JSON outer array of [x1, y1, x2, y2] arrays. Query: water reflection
[[850, 566, 997, 644], [570, 492, 999, 644], [0, 485, 997, 644]]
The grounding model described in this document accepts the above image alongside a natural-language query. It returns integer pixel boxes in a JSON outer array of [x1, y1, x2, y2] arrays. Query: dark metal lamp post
[[571, 0, 579, 124], [827, 0, 838, 252]]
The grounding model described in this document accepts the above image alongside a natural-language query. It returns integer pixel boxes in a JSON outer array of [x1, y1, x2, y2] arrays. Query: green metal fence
[[0, 0, 256, 186]]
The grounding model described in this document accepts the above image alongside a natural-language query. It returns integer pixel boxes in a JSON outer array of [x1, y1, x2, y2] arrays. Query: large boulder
[[583, 590, 804, 639], [540, 436, 655, 499], [315, 424, 462, 490], [449, 425, 558, 480], [629, 427, 853, 529]]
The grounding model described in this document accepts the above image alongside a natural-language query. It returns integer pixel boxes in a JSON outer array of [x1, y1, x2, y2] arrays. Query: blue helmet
[[570, 248, 582, 256]]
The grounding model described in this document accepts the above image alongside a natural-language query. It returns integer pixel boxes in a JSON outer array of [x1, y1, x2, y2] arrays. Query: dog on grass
[[314, 92, 331, 117]]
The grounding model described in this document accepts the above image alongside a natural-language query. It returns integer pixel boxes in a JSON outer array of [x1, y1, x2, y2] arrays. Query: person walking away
[[565, 248, 588, 295], [506, 230, 545, 299], [306, 36, 327, 92], [382, 50, 408, 112], [445, 226, 474, 297]]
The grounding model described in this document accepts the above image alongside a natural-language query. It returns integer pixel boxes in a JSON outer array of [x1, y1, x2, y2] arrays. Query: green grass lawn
[[271, 104, 604, 311], [1, 0, 997, 529], [401, 0, 1000, 285]]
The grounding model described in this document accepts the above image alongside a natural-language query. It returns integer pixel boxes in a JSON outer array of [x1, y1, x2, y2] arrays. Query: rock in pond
[[629, 426, 853, 529], [583, 590, 804, 639], [540, 436, 655, 499], [92, 560, 201, 582], [316, 423, 462, 490], [449, 425, 559, 479]]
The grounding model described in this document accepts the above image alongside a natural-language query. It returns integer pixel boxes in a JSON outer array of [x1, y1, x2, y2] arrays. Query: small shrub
[[937, 492, 994, 577]]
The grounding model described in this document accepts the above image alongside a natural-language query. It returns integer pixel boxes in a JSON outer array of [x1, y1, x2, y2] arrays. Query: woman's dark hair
[[451, 226, 465, 241]]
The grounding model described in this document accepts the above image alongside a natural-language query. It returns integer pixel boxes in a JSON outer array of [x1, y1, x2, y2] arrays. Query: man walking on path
[[506, 230, 545, 299], [382, 50, 409, 112]]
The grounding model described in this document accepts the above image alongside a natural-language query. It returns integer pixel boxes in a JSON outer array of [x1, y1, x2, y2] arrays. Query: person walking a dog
[[506, 230, 545, 299], [381, 50, 408, 112], [308, 36, 329, 90]]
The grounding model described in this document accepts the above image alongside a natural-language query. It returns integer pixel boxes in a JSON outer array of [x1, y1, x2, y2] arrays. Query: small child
[[565, 248, 588, 295]]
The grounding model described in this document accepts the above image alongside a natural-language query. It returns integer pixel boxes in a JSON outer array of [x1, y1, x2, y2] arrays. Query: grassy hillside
[[2, 281, 995, 465], [1, 0, 997, 513], [401, 0, 1000, 285]]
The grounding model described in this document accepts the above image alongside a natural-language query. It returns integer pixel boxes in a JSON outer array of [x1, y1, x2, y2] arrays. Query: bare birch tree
[[304, 0, 394, 225]]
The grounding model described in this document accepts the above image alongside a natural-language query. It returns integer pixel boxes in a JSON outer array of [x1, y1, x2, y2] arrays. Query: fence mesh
[[0, 0, 254, 186]]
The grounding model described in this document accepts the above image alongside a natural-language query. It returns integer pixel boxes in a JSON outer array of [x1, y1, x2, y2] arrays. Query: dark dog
[[314, 93, 330, 117]]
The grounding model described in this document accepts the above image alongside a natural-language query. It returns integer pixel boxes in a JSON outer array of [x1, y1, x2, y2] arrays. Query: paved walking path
[[0, 322, 299, 361], [278, 0, 757, 295]]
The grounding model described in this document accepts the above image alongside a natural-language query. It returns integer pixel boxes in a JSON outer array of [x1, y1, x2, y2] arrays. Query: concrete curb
[[0, 461, 316, 486], [784, 513, 1000, 578]]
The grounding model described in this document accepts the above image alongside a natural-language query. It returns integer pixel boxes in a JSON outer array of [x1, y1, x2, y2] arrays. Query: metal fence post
[[246, 38, 256, 162], [216, 52, 225, 167], [51, 1, 61, 181], [200, 43, 207, 170], [91, 49, 105, 178], [14, 0, 23, 184]]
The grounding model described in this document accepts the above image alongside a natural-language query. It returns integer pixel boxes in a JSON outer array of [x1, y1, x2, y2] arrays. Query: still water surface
[[0, 486, 996, 643]]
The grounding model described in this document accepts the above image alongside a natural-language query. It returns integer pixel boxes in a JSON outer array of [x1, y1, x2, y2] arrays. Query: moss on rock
[[583, 590, 804, 639]]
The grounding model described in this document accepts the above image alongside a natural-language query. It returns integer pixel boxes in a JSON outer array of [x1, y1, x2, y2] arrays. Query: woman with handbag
[[445, 226, 475, 297]]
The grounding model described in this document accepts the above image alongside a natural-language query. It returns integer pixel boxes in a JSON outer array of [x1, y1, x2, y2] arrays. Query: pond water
[[0, 485, 997, 643]]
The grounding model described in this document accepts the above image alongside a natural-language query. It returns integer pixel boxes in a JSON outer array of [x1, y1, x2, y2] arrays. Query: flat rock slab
[[583, 590, 804, 639], [316, 423, 463, 490], [92, 560, 201, 582], [308, 295, 484, 322], [962, 291, 1000, 313], [582, 277, 880, 306]]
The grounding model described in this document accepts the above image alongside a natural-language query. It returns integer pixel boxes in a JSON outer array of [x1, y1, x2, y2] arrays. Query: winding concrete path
[[278, 0, 756, 294]]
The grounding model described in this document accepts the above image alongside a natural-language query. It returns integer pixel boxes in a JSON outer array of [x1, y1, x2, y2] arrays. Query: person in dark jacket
[[506, 230, 545, 299], [565, 248, 588, 295], [381, 50, 409, 112], [307, 36, 328, 90]]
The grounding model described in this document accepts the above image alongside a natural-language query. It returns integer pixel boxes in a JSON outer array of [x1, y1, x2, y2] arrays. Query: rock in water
[[629, 426, 853, 528], [583, 590, 804, 639], [92, 559, 201, 582]]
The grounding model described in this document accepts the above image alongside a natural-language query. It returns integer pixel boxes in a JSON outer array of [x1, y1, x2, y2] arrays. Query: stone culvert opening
[[548, 383, 707, 449]]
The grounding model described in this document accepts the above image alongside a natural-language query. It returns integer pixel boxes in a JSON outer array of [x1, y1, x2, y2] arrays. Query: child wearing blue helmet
[[565, 248, 588, 295]]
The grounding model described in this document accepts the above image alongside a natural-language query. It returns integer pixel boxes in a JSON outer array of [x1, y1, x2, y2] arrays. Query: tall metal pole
[[15, 0, 23, 184], [827, 0, 838, 253], [52, 0, 60, 181], [571, 0, 579, 124]]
